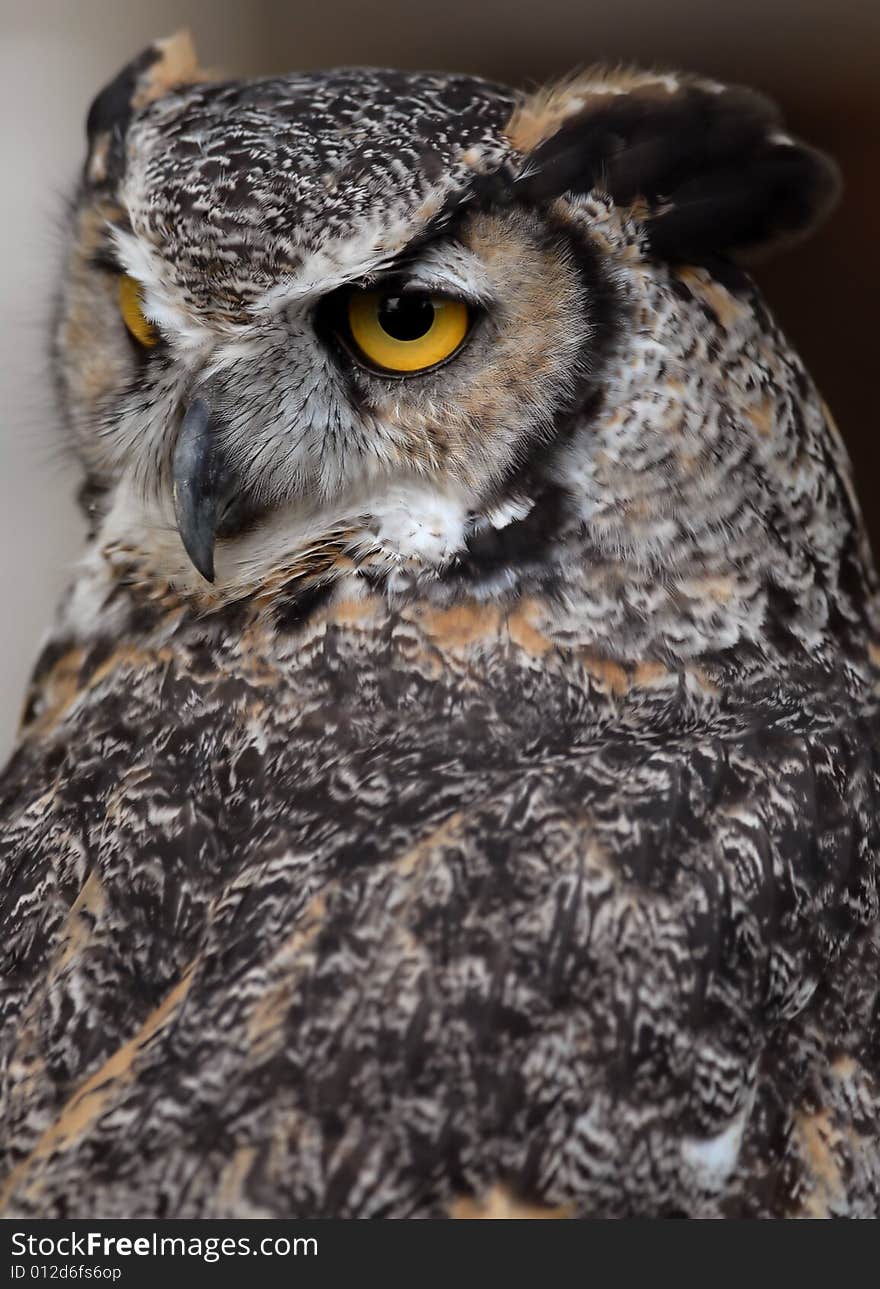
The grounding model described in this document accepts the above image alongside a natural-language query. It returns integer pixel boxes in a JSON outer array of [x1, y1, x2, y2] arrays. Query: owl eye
[[344, 289, 470, 374], [118, 274, 159, 348]]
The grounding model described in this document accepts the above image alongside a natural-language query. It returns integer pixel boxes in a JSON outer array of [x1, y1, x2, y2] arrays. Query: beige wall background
[[1, 0, 877, 757]]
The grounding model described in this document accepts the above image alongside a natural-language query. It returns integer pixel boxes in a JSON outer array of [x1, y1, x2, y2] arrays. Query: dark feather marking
[[513, 85, 839, 262]]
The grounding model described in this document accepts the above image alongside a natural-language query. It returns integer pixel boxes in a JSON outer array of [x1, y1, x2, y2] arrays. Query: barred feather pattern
[[2, 527, 879, 1217], [2, 53, 880, 1218]]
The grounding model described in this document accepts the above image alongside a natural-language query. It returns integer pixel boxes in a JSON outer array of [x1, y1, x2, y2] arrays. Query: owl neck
[[521, 260, 879, 676]]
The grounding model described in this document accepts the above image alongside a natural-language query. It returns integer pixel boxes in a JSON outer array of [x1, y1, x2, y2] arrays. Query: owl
[[1, 29, 878, 1220]]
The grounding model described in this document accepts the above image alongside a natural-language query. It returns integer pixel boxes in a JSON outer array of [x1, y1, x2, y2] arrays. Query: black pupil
[[377, 293, 436, 341]]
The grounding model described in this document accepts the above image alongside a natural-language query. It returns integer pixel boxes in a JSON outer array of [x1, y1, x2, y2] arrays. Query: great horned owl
[[1, 30, 878, 1219]]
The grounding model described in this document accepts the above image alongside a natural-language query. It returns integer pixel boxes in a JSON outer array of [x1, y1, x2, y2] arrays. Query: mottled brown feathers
[[2, 40, 879, 1219]]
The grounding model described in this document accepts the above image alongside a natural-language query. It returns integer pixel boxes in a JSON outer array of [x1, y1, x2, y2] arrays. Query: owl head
[[54, 31, 841, 623]]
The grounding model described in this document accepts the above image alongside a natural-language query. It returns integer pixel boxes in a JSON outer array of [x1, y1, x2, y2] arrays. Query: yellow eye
[[346, 290, 469, 374], [118, 274, 159, 348]]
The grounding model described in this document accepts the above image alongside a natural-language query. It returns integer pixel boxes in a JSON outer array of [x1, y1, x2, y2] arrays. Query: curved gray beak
[[171, 397, 227, 584]]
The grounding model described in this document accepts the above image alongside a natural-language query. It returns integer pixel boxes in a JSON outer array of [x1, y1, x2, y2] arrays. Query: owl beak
[[172, 397, 226, 583]]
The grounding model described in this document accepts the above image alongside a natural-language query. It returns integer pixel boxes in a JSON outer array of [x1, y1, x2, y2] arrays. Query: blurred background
[[1, 0, 877, 755]]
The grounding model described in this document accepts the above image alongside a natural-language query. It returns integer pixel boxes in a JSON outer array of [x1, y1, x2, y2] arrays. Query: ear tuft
[[504, 66, 694, 155], [647, 134, 840, 264], [508, 73, 841, 263], [85, 30, 205, 187]]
